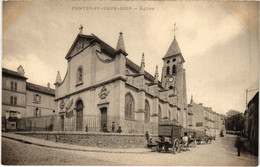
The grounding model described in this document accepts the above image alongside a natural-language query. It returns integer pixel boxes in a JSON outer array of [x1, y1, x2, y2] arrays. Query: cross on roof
[[172, 23, 178, 37], [79, 24, 83, 34]]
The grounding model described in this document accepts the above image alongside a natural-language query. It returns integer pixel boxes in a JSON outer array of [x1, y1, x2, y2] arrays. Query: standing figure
[[112, 121, 115, 132], [235, 134, 243, 156]]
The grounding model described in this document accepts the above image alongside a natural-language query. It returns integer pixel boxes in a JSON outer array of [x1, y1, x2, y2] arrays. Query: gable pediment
[[65, 35, 94, 60]]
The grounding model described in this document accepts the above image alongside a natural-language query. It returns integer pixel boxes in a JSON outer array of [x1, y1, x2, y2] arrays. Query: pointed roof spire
[[55, 71, 62, 85], [79, 24, 83, 34], [47, 82, 50, 89], [116, 32, 126, 52], [115, 32, 128, 56], [139, 53, 145, 75], [154, 65, 159, 83], [163, 37, 182, 59]]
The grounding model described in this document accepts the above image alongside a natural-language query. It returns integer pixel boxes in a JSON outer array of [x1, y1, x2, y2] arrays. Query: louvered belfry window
[[166, 66, 170, 75]]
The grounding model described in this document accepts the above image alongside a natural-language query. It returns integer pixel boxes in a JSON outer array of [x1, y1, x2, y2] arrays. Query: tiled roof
[[190, 101, 221, 116], [26, 82, 55, 96], [248, 91, 259, 107], [66, 33, 157, 83], [163, 37, 181, 59], [2, 68, 27, 80], [65, 34, 116, 59], [126, 58, 155, 82]]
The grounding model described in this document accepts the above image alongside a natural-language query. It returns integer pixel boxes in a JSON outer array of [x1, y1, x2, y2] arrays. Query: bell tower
[[161, 32, 188, 127], [161, 36, 185, 91]]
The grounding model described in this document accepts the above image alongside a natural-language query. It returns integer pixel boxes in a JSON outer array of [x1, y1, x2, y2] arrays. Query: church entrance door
[[100, 107, 107, 131], [76, 100, 83, 131]]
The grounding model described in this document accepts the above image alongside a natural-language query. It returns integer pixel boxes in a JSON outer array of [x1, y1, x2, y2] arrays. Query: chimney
[[47, 82, 50, 89], [17, 65, 25, 76], [190, 95, 193, 104]]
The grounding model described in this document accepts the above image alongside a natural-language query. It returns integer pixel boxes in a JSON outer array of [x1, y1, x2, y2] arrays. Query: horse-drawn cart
[[156, 123, 184, 153]]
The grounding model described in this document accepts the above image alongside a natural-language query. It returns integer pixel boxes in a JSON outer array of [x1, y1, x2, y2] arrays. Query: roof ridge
[[2, 67, 28, 79], [27, 82, 55, 91]]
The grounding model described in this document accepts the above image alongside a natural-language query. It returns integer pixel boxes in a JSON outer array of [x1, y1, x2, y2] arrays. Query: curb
[[2, 135, 152, 154]]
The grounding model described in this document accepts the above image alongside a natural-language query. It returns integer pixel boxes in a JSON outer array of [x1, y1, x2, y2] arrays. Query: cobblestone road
[[2, 135, 258, 166]]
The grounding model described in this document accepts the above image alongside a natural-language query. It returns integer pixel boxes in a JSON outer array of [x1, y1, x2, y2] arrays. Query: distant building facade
[[2, 67, 27, 130], [54, 30, 188, 134], [2, 66, 55, 131], [188, 96, 225, 137], [26, 82, 55, 117], [245, 91, 258, 151]]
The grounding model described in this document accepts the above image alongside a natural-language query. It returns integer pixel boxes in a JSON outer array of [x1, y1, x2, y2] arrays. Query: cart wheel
[[172, 147, 177, 154], [156, 145, 162, 152], [178, 144, 183, 153]]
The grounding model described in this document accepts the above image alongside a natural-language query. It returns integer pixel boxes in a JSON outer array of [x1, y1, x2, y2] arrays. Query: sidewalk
[[2, 132, 152, 154], [241, 137, 258, 156]]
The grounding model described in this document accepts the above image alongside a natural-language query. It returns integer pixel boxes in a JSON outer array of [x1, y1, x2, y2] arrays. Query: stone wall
[[15, 132, 159, 149]]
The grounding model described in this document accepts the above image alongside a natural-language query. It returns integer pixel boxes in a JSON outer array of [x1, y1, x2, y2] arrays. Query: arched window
[[158, 105, 162, 122], [145, 100, 150, 123], [172, 65, 176, 75], [125, 93, 135, 119], [166, 66, 170, 75], [77, 66, 83, 83]]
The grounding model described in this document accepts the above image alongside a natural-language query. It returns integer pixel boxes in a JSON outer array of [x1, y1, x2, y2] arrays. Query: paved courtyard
[[2, 134, 258, 166]]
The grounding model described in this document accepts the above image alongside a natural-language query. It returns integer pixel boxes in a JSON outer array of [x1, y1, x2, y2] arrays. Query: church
[[54, 26, 189, 134]]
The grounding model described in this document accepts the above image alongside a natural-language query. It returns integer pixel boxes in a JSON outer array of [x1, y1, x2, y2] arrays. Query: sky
[[2, 1, 259, 115]]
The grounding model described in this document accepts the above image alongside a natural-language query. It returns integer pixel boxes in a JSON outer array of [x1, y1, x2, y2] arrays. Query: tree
[[225, 110, 245, 131], [226, 110, 240, 117]]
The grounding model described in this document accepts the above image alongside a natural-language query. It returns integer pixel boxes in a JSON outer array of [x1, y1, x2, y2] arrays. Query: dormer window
[[77, 66, 83, 84], [33, 94, 41, 103]]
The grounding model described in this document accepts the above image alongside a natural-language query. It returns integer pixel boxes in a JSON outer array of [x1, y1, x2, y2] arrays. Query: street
[[2, 134, 258, 166]]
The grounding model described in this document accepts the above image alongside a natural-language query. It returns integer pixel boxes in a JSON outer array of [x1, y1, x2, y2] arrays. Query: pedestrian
[[116, 126, 122, 133], [112, 121, 115, 132], [182, 133, 189, 150], [235, 133, 243, 156], [102, 124, 109, 133]]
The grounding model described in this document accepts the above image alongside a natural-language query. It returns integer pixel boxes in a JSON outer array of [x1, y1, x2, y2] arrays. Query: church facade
[[54, 29, 188, 134]]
